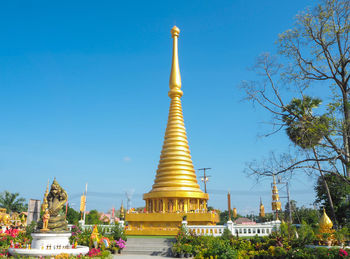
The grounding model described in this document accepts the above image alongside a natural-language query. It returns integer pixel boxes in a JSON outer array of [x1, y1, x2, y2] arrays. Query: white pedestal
[[8, 232, 89, 257], [226, 220, 233, 232], [31, 232, 71, 249]]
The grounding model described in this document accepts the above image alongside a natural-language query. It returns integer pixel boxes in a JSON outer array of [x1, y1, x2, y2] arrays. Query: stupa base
[[126, 211, 219, 236]]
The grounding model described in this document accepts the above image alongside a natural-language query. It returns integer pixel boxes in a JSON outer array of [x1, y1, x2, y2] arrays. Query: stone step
[[123, 238, 175, 256]]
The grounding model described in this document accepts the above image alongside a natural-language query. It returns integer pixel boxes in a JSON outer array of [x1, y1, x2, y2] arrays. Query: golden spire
[[144, 26, 207, 202], [271, 175, 281, 212], [319, 208, 333, 229], [169, 26, 182, 98]]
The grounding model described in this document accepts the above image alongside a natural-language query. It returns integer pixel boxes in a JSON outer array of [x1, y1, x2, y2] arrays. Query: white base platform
[[31, 232, 71, 249], [8, 232, 89, 257], [8, 246, 89, 257]]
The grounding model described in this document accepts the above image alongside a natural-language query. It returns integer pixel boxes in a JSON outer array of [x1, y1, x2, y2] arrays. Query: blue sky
[[0, 0, 320, 214]]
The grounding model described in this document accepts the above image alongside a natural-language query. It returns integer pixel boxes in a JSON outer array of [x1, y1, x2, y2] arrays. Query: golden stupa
[[125, 26, 219, 235]]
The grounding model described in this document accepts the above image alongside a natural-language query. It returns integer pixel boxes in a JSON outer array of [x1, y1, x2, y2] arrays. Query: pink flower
[[115, 238, 126, 249], [339, 249, 348, 257]]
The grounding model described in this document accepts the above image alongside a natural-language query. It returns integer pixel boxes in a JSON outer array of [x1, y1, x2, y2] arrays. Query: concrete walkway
[[114, 255, 174, 258]]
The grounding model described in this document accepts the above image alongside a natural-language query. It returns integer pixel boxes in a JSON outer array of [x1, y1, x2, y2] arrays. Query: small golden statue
[[41, 209, 50, 232], [90, 225, 101, 248]]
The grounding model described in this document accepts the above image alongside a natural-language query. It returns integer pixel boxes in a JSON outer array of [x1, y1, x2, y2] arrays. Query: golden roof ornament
[[319, 208, 333, 230], [143, 26, 208, 207]]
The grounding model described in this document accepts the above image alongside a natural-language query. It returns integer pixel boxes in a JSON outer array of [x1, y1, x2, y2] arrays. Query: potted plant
[[182, 243, 192, 258], [172, 243, 184, 258], [115, 238, 126, 254]]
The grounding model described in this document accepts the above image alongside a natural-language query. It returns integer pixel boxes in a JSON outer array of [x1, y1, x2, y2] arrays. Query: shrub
[[221, 228, 233, 240], [110, 224, 127, 242]]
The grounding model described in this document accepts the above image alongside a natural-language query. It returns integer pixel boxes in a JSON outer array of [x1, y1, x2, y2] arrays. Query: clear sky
[[0, 0, 320, 214]]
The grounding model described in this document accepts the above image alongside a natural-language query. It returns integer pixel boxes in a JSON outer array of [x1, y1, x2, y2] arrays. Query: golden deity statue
[[40, 179, 68, 231], [41, 209, 50, 232], [125, 26, 219, 235]]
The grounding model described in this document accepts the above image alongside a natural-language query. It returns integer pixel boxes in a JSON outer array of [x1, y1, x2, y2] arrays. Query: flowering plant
[[70, 225, 82, 244], [5, 228, 19, 238], [87, 248, 101, 257], [339, 248, 349, 257], [115, 238, 126, 249]]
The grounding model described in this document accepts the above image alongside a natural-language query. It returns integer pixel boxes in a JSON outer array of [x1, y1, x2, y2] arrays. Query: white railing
[[186, 220, 280, 237], [67, 224, 117, 234], [68, 220, 280, 238], [230, 225, 273, 237], [187, 225, 226, 237]]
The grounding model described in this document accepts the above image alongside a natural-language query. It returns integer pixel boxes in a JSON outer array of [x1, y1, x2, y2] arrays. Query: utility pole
[[198, 168, 211, 193], [276, 177, 292, 223]]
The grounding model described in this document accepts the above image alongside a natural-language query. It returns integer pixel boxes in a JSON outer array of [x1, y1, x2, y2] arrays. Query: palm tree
[[0, 191, 27, 213], [283, 96, 329, 149], [283, 96, 336, 223]]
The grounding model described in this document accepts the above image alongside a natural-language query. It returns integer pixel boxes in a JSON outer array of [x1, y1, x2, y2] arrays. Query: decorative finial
[[169, 26, 183, 98], [171, 26, 180, 37], [320, 208, 333, 229]]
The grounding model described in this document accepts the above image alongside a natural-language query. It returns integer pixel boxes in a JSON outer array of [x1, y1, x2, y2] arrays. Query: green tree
[[282, 97, 336, 222], [315, 173, 350, 226], [0, 191, 27, 213], [66, 206, 81, 225], [285, 200, 319, 226], [278, 0, 350, 177], [86, 209, 102, 225], [282, 97, 329, 150], [241, 0, 350, 197]]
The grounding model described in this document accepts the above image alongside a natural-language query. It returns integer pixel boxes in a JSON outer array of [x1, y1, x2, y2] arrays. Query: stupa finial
[[169, 26, 183, 98]]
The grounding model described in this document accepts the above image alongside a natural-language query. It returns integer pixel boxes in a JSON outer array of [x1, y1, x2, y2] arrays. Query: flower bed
[[171, 223, 350, 259]]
